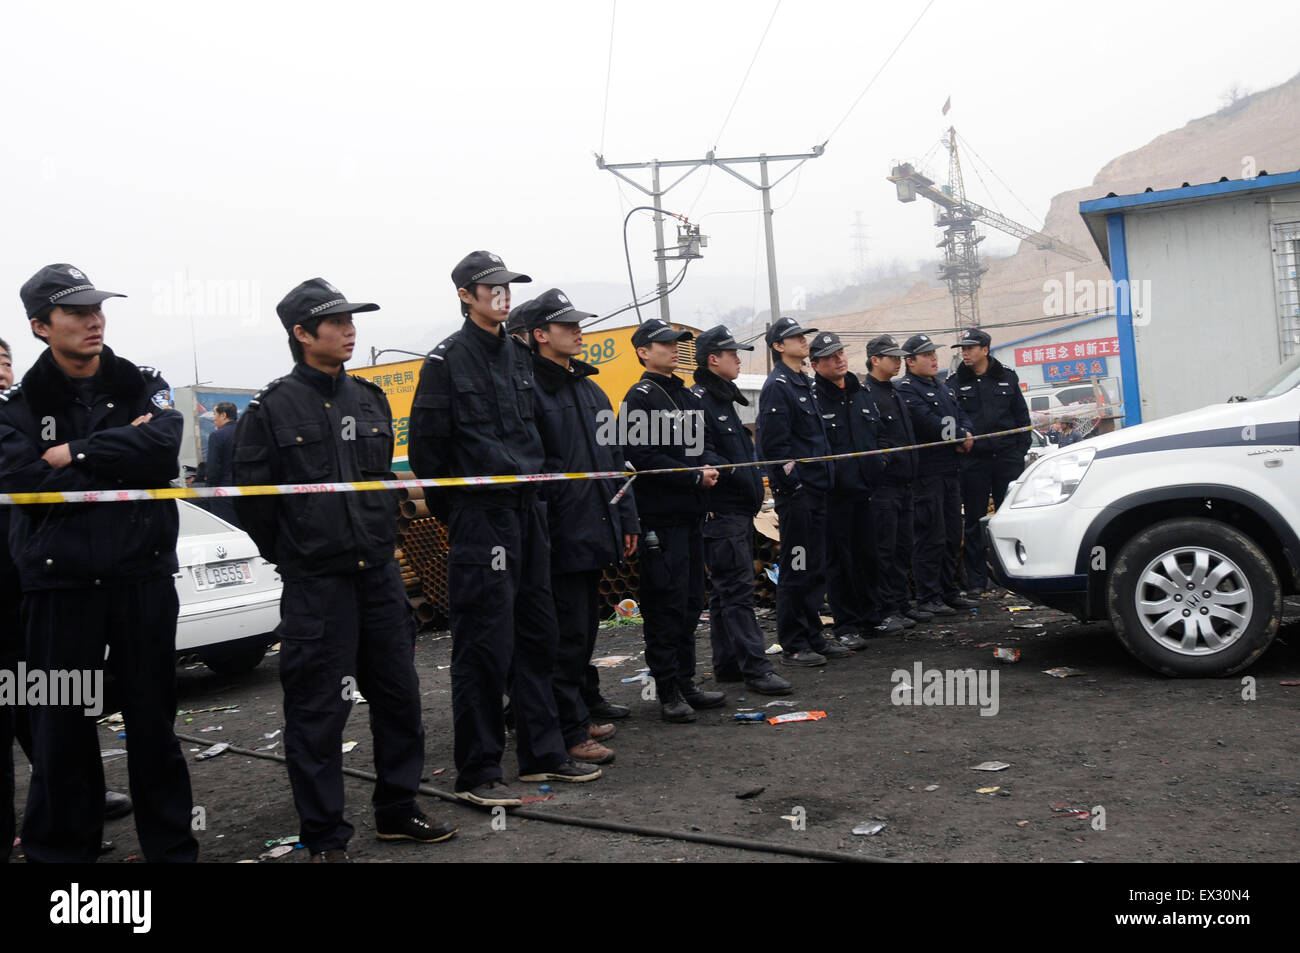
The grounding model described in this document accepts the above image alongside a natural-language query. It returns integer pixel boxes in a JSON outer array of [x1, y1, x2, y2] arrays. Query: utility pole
[[596, 145, 825, 336]]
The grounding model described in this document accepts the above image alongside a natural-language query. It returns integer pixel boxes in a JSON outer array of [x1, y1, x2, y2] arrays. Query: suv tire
[[200, 640, 269, 676], [1107, 517, 1280, 676]]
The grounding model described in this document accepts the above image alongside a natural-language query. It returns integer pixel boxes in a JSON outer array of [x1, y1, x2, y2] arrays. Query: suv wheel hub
[[1136, 547, 1252, 656]]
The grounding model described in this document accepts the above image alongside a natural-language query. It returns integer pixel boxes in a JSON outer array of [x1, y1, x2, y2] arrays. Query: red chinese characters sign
[[1015, 337, 1120, 366]]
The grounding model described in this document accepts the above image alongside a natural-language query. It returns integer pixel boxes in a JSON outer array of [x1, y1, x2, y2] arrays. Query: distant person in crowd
[[205, 401, 240, 525]]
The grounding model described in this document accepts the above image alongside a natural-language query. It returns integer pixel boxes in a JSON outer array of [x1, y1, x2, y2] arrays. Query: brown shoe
[[568, 738, 615, 765], [589, 722, 617, 741], [309, 849, 350, 863]]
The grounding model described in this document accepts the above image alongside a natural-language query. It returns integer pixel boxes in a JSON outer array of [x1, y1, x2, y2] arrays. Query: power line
[[956, 131, 1045, 230], [598, 0, 618, 155], [712, 0, 782, 151], [822, 0, 936, 144]]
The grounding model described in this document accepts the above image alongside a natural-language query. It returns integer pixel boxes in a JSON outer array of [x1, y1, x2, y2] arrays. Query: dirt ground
[[10, 593, 1300, 864]]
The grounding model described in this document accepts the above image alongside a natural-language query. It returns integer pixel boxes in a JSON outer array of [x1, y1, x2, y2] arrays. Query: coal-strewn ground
[[10, 594, 1299, 863]]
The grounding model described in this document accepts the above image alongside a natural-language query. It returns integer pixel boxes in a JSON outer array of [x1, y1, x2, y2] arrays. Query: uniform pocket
[[453, 377, 492, 424], [273, 422, 330, 480], [355, 418, 393, 474]]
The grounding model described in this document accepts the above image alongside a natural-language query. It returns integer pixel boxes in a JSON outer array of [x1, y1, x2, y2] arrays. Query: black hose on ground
[[179, 734, 896, 864]]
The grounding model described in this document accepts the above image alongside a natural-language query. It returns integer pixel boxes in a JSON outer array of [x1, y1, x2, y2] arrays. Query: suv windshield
[[1251, 353, 1300, 399]]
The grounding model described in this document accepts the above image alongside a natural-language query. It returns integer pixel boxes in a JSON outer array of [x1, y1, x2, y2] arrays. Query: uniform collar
[[463, 316, 506, 352], [292, 361, 345, 397], [532, 353, 597, 394], [691, 367, 748, 406], [641, 370, 683, 391], [22, 344, 144, 413]]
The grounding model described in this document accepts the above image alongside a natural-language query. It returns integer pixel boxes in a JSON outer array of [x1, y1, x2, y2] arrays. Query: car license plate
[[192, 560, 254, 591]]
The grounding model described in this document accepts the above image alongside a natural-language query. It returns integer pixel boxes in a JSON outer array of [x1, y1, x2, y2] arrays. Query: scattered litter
[[341, 741, 358, 753], [538, 784, 551, 793], [818, 615, 834, 625], [1005, 606, 1032, 612], [779, 814, 801, 823], [763, 700, 797, 708], [592, 655, 635, 668], [199, 725, 223, 733], [195, 742, 231, 761], [259, 845, 294, 861], [1016, 820, 1030, 827], [764, 643, 783, 655], [736, 787, 765, 799], [1013, 623, 1044, 629], [437, 665, 450, 670], [994, 647, 1020, 662], [97, 712, 124, 727], [766, 710, 827, 725], [352, 690, 367, 704], [177, 705, 239, 716], [614, 599, 640, 619], [258, 742, 279, 751], [924, 784, 939, 792], [976, 786, 1000, 795], [765, 566, 779, 585], [264, 835, 300, 848], [938, 629, 956, 637], [734, 712, 765, 722], [972, 761, 1011, 772], [1044, 667, 1086, 678], [852, 822, 886, 836], [431, 767, 446, 776], [620, 669, 650, 683], [117, 733, 126, 739], [100, 748, 128, 758], [520, 794, 554, 804], [1281, 681, 1300, 687], [1051, 806, 1091, 820], [263, 730, 281, 740]]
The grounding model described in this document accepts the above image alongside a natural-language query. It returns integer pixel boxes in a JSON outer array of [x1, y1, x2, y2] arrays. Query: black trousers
[[447, 501, 566, 790], [703, 512, 773, 680], [2, 583, 32, 863], [551, 570, 601, 749], [825, 494, 878, 635], [913, 471, 964, 604], [959, 453, 1023, 589], [638, 520, 706, 696], [869, 482, 915, 617], [21, 578, 197, 863], [278, 562, 425, 853], [773, 490, 830, 654]]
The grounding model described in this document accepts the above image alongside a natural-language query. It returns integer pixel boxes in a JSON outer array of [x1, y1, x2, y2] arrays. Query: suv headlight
[[1009, 447, 1096, 508]]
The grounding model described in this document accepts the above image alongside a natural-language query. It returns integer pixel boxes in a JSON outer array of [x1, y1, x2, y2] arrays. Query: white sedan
[[174, 501, 282, 674]]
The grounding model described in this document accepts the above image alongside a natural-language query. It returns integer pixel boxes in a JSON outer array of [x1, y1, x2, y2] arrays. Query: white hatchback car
[[174, 501, 282, 674], [986, 355, 1300, 676]]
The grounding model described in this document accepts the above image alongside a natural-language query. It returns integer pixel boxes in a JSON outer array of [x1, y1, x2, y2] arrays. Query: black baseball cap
[[867, 334, 907, 357], [517, 288, 596, 333], [952, 327, 992, 348], [276, 278, 379, 331], [21, 264, 125, 318], [505, 304, 530, 336], [631, 318, 692, 350], [902, 332, 938, 356], [809, 331, 846, 360], [695, 325, 753, 363], [451, 250, 532, 289], [764, 316, 818, 346]]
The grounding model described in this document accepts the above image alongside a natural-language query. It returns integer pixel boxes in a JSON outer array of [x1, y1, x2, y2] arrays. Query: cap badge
[[68, 268, 85, 280]]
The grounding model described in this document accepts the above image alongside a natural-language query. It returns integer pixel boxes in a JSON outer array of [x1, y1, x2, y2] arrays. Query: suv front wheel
[[1107, 518, 1280, 676]]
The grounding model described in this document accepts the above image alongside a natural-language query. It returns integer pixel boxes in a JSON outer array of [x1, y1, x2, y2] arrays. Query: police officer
[[519, 288, 640, 763], [1, 335, 30, 862], [949, 328, 1031, 593], [809, 331, 883, 648], [410, 252, 600, 806], [234, 278, 452, 862], [689, 326, 792, 696], [896, 334, 980, 615], [861, 334, 921, 633], [0, 264, 197, 863], [756, 317, 853, 666], [620, 318, 725, 722]]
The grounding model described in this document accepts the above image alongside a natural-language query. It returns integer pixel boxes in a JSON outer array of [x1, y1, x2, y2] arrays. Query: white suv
[[985, 355, 1300, 676]]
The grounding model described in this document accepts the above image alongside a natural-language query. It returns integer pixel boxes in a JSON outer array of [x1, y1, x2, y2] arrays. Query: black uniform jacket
[[233, 362, 397, 580], [756, 361, 831, 496], [895, 369, 974, 474], [950, 357, 1032, 458], [0, 346, 181, 591], [813, 371, 883, 498], [861, 374, 918, 485], [532, 353, 639, 574], [408, 318, 544, 516], [689, 368, 763, 517], [619, 371, 712, 527]]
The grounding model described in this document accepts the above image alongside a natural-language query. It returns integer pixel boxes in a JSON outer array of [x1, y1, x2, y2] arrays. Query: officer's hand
[[623, 534, 638, 558], [130, 413, 153, 426], [962, 435, 974, 452], [42, 444, 72, 468], [701, 467, 720, 488]]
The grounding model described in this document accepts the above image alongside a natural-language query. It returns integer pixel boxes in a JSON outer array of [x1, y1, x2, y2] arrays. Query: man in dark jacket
[[896, 334, 980, 615], [620, 319, 724, 722], [861, 334, 920, 634], [0, 264, 197, 863], [756, 317, 853, 667], [409, 252, 600, 805], [690, 326, 792, 696], [809, 331, 882, 649], [519, 289, 640, 764], [204, 400, 240, 526], [949, 328, 1032, 592], [234, 278, 452, 861]]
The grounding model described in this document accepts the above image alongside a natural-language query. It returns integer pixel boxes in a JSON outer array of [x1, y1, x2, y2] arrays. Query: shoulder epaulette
[[247, 377, 285, 407], [136, 364, 164, 380], [689, 385, 705, 397], [634, 383, 652, 395], [427, 337, 457, 362], [352, 374, 385, 395]]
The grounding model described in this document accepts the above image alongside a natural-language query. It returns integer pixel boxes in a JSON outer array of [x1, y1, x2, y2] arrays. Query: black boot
[[659, 683, 697, 723]]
